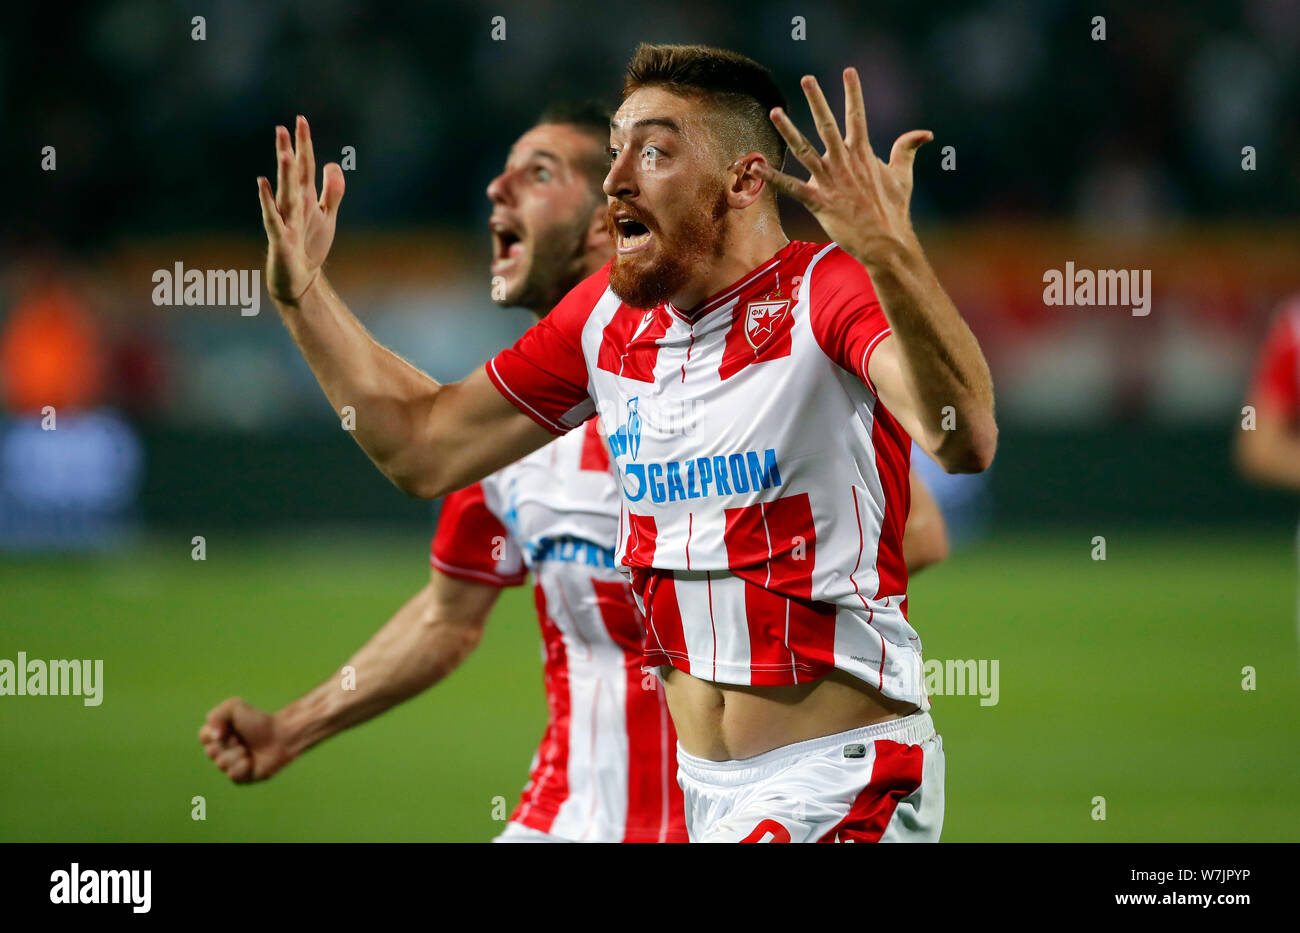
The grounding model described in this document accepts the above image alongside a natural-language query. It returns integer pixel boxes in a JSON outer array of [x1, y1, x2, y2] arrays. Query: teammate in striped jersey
[[196, 104, 690, 841], [251, 44, 991, 842], [1236, 294, 1300, 633]]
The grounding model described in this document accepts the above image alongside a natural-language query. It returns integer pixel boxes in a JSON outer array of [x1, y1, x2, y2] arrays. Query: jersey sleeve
[[485, 264, 610, 435], [1249, 306, 1300, 421], [430, 480, 527, 587], [806, 245, 892, 396]]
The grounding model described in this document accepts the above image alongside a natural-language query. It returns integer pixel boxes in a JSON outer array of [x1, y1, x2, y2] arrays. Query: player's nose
[[603, 150, 638, 200], [486, 168, 515, 206]]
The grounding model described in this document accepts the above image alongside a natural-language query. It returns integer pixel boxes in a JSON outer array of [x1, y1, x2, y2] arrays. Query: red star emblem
[[751, 309, 780, 339], [744, 299, 790, 349]]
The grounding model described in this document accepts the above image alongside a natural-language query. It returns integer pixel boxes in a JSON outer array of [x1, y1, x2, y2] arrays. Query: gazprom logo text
[[620, 448, 782, 503]]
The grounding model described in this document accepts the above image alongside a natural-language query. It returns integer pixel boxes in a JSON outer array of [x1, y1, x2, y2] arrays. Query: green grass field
[[2, 528, 1297, 841]]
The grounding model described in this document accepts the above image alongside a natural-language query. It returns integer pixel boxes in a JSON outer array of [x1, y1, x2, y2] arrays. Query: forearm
[[276, 274, 446, 494], [862, 240, 997, 471], [273, 582, 482, 759], [1237, 431, 1300, 492]]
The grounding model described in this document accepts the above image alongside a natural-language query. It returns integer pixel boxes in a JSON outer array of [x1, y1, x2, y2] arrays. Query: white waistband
[[676, 711, 936, 787]]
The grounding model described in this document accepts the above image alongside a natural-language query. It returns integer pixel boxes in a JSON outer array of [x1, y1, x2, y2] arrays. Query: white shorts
[[492, 821, 570, 843], [675, 711, 945, 843]]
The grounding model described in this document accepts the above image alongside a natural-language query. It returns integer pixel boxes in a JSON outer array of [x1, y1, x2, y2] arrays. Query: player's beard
[[508, 205, 596, 313], [607, 188, 729, 310]]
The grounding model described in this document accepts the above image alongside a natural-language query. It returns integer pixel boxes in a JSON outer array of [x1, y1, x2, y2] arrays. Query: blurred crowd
[[0, 1, 1296, 541], [5, 0, 1298, 248]]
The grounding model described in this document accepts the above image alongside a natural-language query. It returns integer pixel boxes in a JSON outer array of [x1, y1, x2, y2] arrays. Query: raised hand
[[258, 115, 346, 305], [757, 68, 932, 268]]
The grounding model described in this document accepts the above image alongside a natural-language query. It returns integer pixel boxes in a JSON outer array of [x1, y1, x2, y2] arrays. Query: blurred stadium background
[[2, 0, 1298, 841]]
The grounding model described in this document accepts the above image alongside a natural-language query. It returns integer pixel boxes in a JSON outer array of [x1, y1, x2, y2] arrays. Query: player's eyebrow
[[504, 148, 564, 173], [610, 117, 681, 135], [509, 148, 560, 165]]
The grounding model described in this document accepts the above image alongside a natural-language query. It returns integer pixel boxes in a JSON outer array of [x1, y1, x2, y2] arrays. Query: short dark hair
[[534, 100, 613, 196], [622, 43, 788, 172]]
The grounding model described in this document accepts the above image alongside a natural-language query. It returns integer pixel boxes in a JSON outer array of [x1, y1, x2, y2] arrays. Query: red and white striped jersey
[[430, 418, 686, 842], [486, 240, 926, 706], [1250, 296, 1300, 429]]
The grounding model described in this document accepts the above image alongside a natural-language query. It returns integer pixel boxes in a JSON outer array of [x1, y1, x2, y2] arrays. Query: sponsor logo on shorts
[[842, 743, 866, 759]]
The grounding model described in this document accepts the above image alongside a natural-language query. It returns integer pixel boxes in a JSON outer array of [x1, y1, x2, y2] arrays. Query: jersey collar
[[666, 240, 804, 326]]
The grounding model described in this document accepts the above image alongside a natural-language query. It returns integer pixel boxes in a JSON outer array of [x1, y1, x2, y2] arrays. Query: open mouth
[[491, 220, 525, 269], [614, 216, 653, 253]]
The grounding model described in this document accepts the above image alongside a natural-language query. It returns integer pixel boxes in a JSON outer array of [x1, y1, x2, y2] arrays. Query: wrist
[[848, 231, 923, 279], [273, 698, 326, 760], [272, 269, 323, 310]]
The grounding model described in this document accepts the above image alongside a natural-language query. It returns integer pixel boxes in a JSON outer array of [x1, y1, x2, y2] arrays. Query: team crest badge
[[744, 299, 790, 350]]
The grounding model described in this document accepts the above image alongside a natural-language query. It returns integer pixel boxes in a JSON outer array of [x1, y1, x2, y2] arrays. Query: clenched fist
[[258, 115, 346, 306], [198, 696, 296, 784]]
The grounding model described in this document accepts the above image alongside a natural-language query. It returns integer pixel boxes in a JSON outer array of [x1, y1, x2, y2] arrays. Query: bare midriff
[[662, 666, 920, 761]]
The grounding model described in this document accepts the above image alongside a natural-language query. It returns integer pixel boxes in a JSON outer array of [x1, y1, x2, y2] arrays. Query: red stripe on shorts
[[817, 739, 924, 843]]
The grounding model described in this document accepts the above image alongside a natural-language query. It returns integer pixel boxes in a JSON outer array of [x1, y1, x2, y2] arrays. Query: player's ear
[[726, 152, 768, 210]]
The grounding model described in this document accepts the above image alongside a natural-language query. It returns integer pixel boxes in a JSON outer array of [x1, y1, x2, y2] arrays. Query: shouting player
[[199, 103, 686, 842], [201, 98, 949, 842], [252, 44, 993, 842], [200, 97, 945, 840]]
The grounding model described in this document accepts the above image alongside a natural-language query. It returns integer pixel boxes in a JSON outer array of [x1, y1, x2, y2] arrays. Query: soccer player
[[252, 44, 994, 842], [1236, 294, 1300, 631], [200, 100, 948, 842], [199, 104, 688, 842]]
